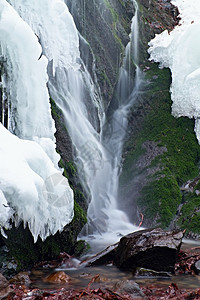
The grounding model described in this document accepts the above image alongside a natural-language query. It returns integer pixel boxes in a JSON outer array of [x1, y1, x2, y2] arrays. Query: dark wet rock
[[9, 271, 31, 286], [3, 201, 87, 269], [135, 267, 171, 278], [114, 228, 183, 272], [136, 141, 167, 169], [80, 243, 118, 267], [81, 228, 183, 275], [194, 260, 200, 274], [0, 246, 17, 278], [66, 0, 134, 107], [113, 280, 146, 299]]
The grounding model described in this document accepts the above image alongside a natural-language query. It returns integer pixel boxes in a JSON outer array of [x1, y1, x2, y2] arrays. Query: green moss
[[120, 62, 200, 229], [3, 199, 87, 270], [139, 172, 182, 228], [103, 0, 118, 23], [59, 159, 77, 179], [177, 193, 200, 234], [194, 180, 200, 191], [74, 201, 87, 225], [50, 97, 62, 120], [132, 65, 200, 183], [73, 240, 90, 257]]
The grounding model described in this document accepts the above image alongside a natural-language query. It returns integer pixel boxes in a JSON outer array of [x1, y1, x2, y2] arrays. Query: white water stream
[[80, 0, 144, 251], [0, 0, 143, 247]]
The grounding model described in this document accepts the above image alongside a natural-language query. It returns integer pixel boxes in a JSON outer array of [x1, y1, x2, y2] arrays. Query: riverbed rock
[[114, 228, 183, 272], [194, 260, 200, 274], [135, 267, 171, 278], [80, 243, 118, 267], [44, 271, 70, 283], [9, 271, 31, 286], [113, 280, 146, 299]]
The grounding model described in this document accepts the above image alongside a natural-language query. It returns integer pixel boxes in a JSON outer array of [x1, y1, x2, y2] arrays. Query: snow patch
[[0, 124, 74, 242], [148, 0, 200, 141], [0, 0, 74, 241]]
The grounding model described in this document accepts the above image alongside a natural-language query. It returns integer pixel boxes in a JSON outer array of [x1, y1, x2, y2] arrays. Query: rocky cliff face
[[1, 0, 200, 272], [0, 0, 135, 270], [66, 0, 200, 237], [66, 0, 134, 107], [119, 0, 200, 235]]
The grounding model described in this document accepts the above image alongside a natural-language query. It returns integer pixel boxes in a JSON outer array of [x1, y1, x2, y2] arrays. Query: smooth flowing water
[[80, 0, 144, 251], [5, 0, 143, 249], [30, 240, 200, 292]]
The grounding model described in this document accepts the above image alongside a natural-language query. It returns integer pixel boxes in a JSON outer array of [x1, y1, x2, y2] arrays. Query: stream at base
[[30, 240, 200, 291]]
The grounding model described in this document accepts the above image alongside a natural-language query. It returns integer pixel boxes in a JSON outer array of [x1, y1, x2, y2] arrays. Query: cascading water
[[81, 0, 144, 251], [2, 0, 143, 249]]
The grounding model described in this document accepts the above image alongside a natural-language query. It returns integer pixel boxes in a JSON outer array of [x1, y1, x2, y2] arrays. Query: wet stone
[[113, 280, 146, 299], [194, 260, 200, 274], [134, 267, 171, 278], [114, 228, 183, 272], [44, 271, 70, 283]]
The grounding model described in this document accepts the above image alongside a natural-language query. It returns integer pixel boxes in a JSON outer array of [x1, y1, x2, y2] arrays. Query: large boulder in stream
[[83, 228, 183, 273], [114, 228, 183, 273]]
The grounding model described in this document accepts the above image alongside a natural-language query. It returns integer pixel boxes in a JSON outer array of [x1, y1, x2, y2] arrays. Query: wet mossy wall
[[66, 0, 134, 107], [119, 0, 200, 233]]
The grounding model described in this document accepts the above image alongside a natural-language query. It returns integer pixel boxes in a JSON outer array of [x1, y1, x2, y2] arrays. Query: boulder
[[80, 243, 118, 267], [114, 228, 183, 272], [44, 271, 70, 283], [9, 271, 31, 286], [113, 280, 146, 299]]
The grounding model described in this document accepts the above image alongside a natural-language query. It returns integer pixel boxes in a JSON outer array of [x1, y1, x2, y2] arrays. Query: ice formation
[[0, 0, 74, 241], [8, 0, 80, 72], [9, 0, 141, 247], [148, 0, 200, 141], [0, 124, 74, 242]]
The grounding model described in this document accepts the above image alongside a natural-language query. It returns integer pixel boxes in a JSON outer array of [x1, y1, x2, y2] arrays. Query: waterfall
[[81, 0, 144, 250], [2, 0, 143, 248]]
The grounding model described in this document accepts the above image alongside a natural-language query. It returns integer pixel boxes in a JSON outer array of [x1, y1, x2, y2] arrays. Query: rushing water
[[79, 0, 144, 252], [2, 0, 143, 247]]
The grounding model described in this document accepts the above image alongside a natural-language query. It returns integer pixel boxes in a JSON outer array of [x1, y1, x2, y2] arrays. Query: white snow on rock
[[0, 0, 74, 241], [0, 124, 74, 242], [148, 0, 200, 142], [8, 0, 80, 73]]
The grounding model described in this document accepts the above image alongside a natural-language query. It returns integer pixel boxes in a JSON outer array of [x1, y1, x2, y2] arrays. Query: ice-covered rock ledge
[[148, 0, 200, 142], [0, 124, 74, 243], [0, 0, 74, 242]]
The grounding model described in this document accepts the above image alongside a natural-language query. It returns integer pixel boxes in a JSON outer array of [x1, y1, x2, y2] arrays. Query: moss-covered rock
[[66, 0, 134, 107], [119, 0, 200, 231], [1, 97, 88, 269], [3, 200, 87, 270], [177, 192, 200, 234]]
